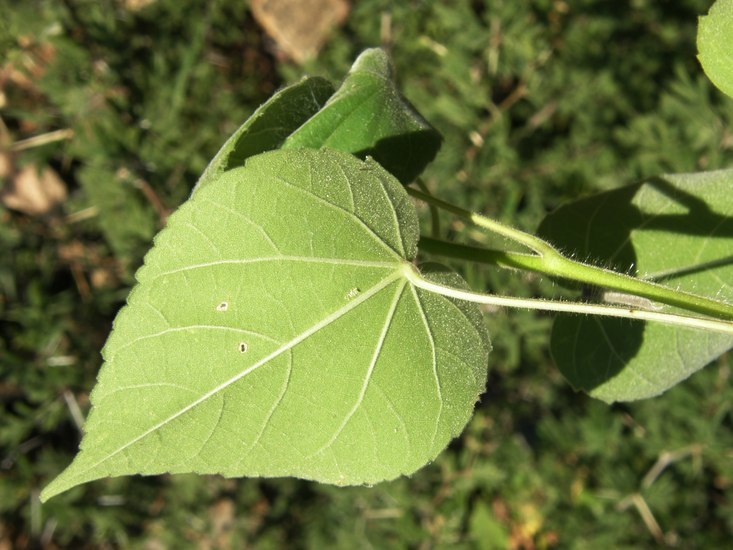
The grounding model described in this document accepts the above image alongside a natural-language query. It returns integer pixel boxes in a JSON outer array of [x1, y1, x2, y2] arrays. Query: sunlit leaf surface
[[698, 0, 733, 99], [42, 148, 489, 501]]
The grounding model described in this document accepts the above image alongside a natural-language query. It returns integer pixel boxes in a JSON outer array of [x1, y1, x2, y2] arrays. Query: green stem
[[408, 187, 555, 255], [418, 236, 546, 272], [415, 179, 441, 237], [401, 265, 733, 336], [409, 188, 733, 321]]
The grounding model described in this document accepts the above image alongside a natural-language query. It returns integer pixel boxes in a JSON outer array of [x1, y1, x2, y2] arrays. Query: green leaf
[[41, 148, 489, 501], [282, 48, 442, 184], [698, 0, 733, 99], [191, 76, 335, 195], [538, 169, 733, 402]]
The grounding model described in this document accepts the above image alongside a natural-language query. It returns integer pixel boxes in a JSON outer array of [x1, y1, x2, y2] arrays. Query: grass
[[1, 0, 732, 547]]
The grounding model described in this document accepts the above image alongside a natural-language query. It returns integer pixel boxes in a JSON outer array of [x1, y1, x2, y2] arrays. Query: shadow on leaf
[[355, 129, 442, 185], [538, 170, 733, 402]]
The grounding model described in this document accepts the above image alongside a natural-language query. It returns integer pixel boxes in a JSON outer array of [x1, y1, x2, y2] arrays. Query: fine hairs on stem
[[407, 186, 733, 322], [402, 264, 733, 336]]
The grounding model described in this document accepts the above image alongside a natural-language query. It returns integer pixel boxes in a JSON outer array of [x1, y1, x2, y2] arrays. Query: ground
[[1, 0, 732, 547]]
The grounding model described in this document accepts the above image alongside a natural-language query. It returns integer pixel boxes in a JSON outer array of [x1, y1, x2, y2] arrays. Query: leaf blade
[[538, 169, 733, 402], [698, 0, 733, 100], [42, 148, 488, 501], [191, 76, 335, 196]]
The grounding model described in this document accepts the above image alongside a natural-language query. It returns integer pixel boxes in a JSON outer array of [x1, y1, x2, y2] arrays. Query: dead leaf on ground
[[0, 152, 13, 179], [202, 498, 236, 550], [1, 39, 57, 133], [251, 0, 350, 64], [58, 240, 121, 291], [124, 0, 158, 11], [1, 163, 67, 216]]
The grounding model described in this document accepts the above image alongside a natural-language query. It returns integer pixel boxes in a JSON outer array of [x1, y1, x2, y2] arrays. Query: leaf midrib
[[148, 256, 398, 283], [68, 268, 407, 484]]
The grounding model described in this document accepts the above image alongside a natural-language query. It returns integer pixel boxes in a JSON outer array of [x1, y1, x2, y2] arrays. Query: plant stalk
[[402, 265, 733, 336], [409, 188, 733, 321]]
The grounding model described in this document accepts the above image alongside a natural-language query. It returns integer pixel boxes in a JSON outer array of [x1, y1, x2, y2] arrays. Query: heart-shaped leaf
[[41, 148, 489, 501], [538, 169, 733, 402]]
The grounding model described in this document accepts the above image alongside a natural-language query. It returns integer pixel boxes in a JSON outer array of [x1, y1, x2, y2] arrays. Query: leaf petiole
[[403, 264, 733, 336], [407, 186, 555, 255], [409, 188, 733, 322]]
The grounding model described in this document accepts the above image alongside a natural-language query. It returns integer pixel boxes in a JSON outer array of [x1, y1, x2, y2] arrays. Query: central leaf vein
[[72, 269, 405, 481], [152, 256, 398, 281]]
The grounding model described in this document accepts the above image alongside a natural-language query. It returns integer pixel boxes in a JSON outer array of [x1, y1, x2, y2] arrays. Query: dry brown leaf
[[202, 498, 236, 550], [0, 152, 13, 179], [124, 0, 157, 11], [251, 0, 349, 64], [1, 164, 67, 216], [1, 39, 57, 133], [90, 267, 116, 289], [57, 241, 87, 263]]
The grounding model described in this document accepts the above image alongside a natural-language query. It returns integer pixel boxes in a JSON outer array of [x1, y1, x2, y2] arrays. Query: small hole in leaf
[[217, 301, 228, 312], [238, 342, 248, 353]]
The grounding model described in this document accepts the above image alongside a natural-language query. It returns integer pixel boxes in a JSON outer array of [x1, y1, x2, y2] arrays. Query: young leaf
[[698, 0, 733, 100], [538, 170, 733, 402], [191, 76, 335, 195], [282, 48, 442, 184], [41, 148, 489, 501]]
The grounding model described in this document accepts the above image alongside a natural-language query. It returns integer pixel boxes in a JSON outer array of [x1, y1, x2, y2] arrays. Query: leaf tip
[[350, 48, 392, 79], [39, 477, 66, 503], [39, 453, 103, 502]]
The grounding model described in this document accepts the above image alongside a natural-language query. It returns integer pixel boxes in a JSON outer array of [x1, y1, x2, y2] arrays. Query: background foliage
[[1, 0, 732, 547]]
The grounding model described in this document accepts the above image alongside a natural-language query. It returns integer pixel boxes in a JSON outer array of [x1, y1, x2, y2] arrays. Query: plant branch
[[415, 179, 441, 237], [409, 190, 733, 321], [402, 265, 733, 336], [407, 186, 555, 255]]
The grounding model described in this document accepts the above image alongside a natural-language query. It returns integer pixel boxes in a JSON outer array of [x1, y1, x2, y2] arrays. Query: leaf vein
[[106, 325, 279, 362], [309, 279, 407, 457], [201, 198, 282, 254], [272, 172, 401, 258], [70, 270, 403, 482], [409, 284, 442, 452], [152, 256, 397, 281]]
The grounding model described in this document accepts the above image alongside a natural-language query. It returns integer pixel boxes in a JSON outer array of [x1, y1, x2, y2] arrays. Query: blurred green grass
[[1, 0, 732, 547]]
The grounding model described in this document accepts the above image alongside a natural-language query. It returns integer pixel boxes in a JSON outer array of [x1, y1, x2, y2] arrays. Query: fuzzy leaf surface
[[282, 48, 441, 184], [538, 170, 733, 402], [42, 148, 489, 501], [698, 0, 733, 99]]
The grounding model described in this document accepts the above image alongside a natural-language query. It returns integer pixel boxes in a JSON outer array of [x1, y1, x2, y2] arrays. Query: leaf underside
[[41, 148, 489, 501], [539, 170, 733, 402], [698, 0, 733, 100]]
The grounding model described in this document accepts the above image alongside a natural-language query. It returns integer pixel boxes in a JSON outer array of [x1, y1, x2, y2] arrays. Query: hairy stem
[[403, 265, 733, 336], [408, 187, 555, 255], [409, 189, 733, 321]]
